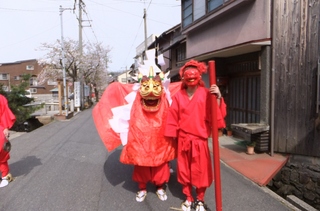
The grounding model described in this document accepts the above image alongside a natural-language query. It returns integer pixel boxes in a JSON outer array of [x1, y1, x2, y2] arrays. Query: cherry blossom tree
[[37, 38, 111, 91]]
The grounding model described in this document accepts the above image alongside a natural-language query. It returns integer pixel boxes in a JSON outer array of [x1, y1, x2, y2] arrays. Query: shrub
[[0, 74, 42, 131]]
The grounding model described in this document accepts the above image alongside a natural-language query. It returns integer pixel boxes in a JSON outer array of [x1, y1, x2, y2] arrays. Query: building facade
[[162, 0, 320, 208], [0, 59, 56, 99], [171, 0, 319, 156]]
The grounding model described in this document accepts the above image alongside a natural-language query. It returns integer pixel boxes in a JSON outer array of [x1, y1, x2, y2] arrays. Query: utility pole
[[78, 0, 83, 58], [76, 0, 92, 110], [59, 5, 72, 117], [144, 8, 148, 53], [77, 0, 84, 111]]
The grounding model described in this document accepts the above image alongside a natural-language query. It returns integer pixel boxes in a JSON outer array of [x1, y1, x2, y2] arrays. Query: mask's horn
[[149, 66, 154, 78]]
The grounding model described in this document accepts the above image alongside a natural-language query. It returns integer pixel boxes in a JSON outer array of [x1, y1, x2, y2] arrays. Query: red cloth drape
[[92, 82, 181, 152]]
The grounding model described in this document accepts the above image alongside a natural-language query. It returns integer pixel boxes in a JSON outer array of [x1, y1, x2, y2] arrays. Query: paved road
[[0, 108, 297, 211]]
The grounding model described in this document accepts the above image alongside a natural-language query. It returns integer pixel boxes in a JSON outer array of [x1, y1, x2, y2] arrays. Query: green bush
[[0, 74, 41, 131]]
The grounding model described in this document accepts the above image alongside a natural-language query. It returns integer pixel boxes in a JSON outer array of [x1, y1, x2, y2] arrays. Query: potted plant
[[226, 126, 232, 136], [246, 141, 256, 155]]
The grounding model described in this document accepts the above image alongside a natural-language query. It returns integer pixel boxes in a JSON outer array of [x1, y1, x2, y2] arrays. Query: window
[[194, 0, 206, 20], [182, 0, 193, 28], [176, 43, 186, 67], [182, 0, 231, 28], [26, 65, 34, 70], [29, 76, 38, 86], [208, 0, 224, 12], [29, 88, 37, 93], [14, 76, 20, 80], [0, 73, 8, 80]]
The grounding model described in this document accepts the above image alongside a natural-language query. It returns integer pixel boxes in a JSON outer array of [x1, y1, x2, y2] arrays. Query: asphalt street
[[0, 108, 297, 211]]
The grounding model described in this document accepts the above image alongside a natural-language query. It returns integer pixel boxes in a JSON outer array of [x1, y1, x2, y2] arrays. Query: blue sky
[[0, 0, 181, 72]]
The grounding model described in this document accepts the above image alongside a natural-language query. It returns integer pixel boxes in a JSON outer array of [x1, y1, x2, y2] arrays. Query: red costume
[[93, 65, 181, 202], [119, 75, 177, 192], [0, 94, 16, 187], [164, 60, 226, 210]]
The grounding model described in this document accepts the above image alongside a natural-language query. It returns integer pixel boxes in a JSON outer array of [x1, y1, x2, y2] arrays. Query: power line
[[0, 7, 57, 13]]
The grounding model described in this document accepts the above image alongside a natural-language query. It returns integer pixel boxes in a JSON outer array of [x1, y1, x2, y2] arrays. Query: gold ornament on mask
[[139, 66, 163, 112]]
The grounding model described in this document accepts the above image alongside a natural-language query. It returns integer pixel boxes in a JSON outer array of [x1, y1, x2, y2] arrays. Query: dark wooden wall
[[225, 54, 261, 126], [273, 0, 320, 156]]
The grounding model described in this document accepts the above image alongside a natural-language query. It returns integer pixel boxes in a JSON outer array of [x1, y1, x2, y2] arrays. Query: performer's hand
[[209, 84, 221, 98], [3, 128, 9, 139]]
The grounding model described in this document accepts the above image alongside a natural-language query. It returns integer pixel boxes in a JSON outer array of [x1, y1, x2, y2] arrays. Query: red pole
[[208, 60, 222, 211]]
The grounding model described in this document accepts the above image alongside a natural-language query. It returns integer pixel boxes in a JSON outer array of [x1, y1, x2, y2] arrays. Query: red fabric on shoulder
[[168, 81, 182, 96], [92, 82, 133, 151]]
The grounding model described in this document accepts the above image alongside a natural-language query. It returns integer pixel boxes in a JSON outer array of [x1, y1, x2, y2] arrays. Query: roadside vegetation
[[0, 74, 42, 131]]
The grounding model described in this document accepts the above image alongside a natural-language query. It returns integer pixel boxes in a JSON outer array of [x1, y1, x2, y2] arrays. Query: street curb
[[261, 187, 301, 211], [286, 195, 317, 211], [8, 131, 26, 140], [209, 137, 302, 211]]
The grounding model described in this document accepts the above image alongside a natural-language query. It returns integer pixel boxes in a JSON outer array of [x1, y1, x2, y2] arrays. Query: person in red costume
[[119, 70, 177, 202], [92, 64, 181, 203], [0, 94, 16, 188], [165, 59, 227, 211]]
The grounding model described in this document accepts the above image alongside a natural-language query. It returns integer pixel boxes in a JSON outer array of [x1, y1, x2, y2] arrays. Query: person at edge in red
[[0, 94, 16, 188], [164, 59, 227, 211]]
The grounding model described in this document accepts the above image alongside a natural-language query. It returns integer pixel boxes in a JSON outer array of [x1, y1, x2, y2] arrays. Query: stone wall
[[267, 155, 320, 210]]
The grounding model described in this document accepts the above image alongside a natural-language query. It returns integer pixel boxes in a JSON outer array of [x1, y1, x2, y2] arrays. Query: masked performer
[[164, 60, 227, 211], [93, 60, 181, 202], [0, 94, 16, 188]]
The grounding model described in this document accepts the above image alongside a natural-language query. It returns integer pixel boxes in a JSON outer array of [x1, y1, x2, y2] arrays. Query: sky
[[0, 0, 181, 72]]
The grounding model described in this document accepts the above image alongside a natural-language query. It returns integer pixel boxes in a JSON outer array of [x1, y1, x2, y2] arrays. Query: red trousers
[[177, 132, 213, 202], [0, 149, 10, 177], [132, 162, 170, 190]]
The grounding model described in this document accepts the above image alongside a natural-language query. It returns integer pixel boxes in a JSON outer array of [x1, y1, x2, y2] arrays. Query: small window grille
[[1, 74, 8, 80], [30, 88, 37, 93], [26, 65, 34, 70]]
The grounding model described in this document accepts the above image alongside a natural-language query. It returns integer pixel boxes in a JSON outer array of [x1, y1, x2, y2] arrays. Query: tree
[[37, 39, 111, 93], [0, 74, 41, 131]]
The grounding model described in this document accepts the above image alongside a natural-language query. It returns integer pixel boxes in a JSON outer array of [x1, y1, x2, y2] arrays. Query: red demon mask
[[179, 60, 207, 89], [182, 67, 201, 87]]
